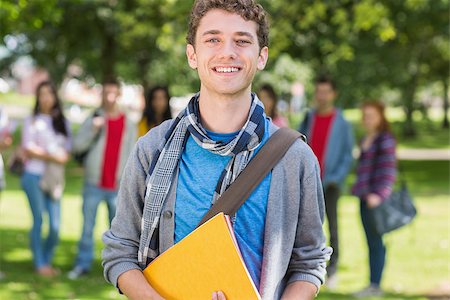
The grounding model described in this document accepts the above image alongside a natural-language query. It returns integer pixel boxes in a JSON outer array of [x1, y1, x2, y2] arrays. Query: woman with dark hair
[[257, 84, 288, 128], [352, 100, 397, 297], [20, 80, 71, 277], [138, 86, 172, 137]]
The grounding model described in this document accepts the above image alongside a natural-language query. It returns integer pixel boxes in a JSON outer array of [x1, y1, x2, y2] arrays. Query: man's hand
[[212, 291, 226, 300], [92, 116, 105, 132], [281, 281, 317, 300], [366, 193, 382, 209]]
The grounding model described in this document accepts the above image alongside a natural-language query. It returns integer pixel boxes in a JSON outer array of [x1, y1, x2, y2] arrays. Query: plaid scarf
[[137, 93, 266, 267]]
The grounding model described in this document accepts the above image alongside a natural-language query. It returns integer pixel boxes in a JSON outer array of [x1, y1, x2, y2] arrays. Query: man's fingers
[[212, 291, 226, 300]]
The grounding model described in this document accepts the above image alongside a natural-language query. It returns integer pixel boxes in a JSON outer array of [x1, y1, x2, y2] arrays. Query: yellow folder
[[143, 212, 261, 300]]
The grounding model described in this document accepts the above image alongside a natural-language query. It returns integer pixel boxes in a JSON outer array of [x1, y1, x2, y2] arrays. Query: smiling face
[[186, 9, 268, 98]]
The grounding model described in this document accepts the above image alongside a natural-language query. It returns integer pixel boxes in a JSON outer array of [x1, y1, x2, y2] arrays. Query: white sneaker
[[326, 274, 338, 290], [353, 284, 384, 298], [67, 266, 89, 280]]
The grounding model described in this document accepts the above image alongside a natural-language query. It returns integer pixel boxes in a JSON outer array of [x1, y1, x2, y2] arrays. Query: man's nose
[[218, 40, 237, 60]]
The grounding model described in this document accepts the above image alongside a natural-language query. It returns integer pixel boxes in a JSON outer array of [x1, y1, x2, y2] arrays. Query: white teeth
[[215, 67, 239, 73]]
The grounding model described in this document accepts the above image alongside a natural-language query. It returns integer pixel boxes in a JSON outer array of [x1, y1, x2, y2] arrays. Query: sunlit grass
[[0, 158, 449, 299]]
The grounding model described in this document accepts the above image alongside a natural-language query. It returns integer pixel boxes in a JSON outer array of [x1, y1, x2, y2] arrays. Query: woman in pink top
[[257, 84, 289, 128], [20, 81, 71, 277]]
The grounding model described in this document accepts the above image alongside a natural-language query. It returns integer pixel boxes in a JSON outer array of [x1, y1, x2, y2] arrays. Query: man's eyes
[[205, 38, 252, 45], [236, 39, 251, 45], [206, 38, 220, 43]]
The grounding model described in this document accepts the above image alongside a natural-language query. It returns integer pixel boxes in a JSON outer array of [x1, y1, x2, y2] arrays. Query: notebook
[[142, 212, 261, 300]]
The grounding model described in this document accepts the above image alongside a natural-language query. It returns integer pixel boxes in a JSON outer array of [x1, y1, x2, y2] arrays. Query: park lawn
[[0, 93, 34, 107], [0, 159, 448, 300]]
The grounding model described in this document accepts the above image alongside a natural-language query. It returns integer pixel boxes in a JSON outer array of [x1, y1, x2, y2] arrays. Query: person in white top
[[20, 81, 71, 277]]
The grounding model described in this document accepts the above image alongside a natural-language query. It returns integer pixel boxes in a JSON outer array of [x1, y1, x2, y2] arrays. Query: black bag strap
[[73, 109, 102, 157], [197, 127, 305, 227]]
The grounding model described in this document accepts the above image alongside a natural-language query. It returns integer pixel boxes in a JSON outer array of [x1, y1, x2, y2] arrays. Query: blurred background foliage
[[0, 0, 449, 135]]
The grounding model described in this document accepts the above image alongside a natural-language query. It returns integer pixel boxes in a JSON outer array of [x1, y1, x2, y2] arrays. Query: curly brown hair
[[186, 0, 269, 49]]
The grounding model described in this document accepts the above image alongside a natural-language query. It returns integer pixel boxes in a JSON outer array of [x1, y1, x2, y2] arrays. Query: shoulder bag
[[369, 138, 417, 235], [197, 127, 305, 227]]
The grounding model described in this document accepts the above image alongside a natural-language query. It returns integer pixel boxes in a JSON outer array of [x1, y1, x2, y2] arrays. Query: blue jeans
[[75, 183, 117, 270], [21, 172, 61, 269], [360, 200, 386, 286]]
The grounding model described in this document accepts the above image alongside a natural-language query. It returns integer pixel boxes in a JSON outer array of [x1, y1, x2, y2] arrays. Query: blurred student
[[0, 106, 13, 279], [21, 81, 71, 277], [68, 79, 137, 279], [351, 101, 396, 298], [138, 86, 172, 137], [298, 76, 354, 287], [257, 84, 288, 128]]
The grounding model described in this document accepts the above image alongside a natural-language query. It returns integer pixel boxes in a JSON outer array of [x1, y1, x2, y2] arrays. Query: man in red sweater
[[69, 79, 137, 279], [299, 76, 354, 288]]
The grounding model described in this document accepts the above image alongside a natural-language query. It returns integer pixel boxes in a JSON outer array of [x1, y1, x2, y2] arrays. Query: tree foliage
[[1, 0, 448, 133]]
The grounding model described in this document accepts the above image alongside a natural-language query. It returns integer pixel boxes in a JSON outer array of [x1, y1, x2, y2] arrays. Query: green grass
[[0, 193, 120, 300], [0, 93, 34, 107], [0, 92, 449, 299], [0, 159, 448, 300]]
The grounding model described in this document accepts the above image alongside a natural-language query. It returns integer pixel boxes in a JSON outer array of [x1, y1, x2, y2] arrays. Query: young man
[[68, 79, 137, 279], [298, 76, 354, 287], [102, 1, 331, 299]]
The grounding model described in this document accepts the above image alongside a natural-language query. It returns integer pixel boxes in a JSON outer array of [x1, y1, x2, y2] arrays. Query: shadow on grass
[[0, 228, 121, 300]]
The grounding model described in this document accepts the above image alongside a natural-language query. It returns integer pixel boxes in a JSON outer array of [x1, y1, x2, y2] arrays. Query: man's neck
[[198, 88, 252, 134], [103, 104, 120, 118], [316, 105, 335, 116]]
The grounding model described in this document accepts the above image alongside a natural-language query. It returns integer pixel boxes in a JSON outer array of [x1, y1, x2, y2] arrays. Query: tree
[[377, 0, 449, 136], [1, 0, 448, 131], [0, 0, 194, 89], [262, 0, 448, 136]]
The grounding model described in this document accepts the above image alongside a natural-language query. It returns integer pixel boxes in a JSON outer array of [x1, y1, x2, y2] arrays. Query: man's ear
[[257, 46, 269, 71], [186, 44, 197, 69]]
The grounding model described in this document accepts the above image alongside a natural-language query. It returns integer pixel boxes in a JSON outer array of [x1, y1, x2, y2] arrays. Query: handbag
[[197, 127, 305, 227], [368, 137, 417, 235], [370, 180, 417, 235], [7, 147, 25, 176], [40, 162, 65, 200]]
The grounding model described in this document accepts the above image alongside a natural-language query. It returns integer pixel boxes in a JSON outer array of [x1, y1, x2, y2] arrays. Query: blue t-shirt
[[174, 119, 271, 289]]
